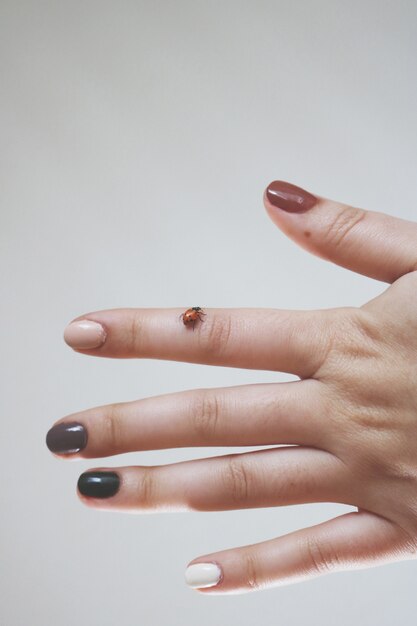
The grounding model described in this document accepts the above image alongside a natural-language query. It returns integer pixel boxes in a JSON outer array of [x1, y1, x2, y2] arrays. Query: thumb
[[263, 180, 417, 283]]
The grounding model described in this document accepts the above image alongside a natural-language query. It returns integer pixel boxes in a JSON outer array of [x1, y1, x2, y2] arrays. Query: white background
[[1, 1, 417, 624]]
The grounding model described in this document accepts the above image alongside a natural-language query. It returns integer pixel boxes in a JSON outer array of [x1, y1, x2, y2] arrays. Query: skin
[[48, 184, 417, 594]]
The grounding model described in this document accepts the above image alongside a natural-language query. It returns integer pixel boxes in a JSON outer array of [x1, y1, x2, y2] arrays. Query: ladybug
[[180, 307, 207, 331]]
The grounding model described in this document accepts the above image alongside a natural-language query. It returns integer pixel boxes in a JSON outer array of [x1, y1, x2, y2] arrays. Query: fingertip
[[77, 470, 121, 499], [263, 180, 318, 214], [63, 319, 107, 350], [46, 421, 88, 456], [184, 561, 224, 590]]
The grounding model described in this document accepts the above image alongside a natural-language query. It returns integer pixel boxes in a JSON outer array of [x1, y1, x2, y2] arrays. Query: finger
[[75, 447, 350, 513], [47, 379, 329, 458], [185, 510, 415, 593], [263, 180, 417, 283], [63, 306, 340, 378]]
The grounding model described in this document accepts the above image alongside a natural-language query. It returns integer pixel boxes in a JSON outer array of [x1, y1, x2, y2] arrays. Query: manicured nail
[[265, 180, 317, 213], [63, 320, 107, 349], [77, 471, 120, 499], [46, 422, 88, 454], [185, 562, 223, 589]]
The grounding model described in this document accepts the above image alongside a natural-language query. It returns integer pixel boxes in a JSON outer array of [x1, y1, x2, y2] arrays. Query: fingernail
[[185, 562, 223, 589], [63, 320, 107, 349], [77, 471, 120, 499], [46, 422, 88, 454], [265, 180, 317, 213]]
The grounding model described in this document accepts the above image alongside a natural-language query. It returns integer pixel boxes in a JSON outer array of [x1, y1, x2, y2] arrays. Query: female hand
[[46, 181, 417, 594]]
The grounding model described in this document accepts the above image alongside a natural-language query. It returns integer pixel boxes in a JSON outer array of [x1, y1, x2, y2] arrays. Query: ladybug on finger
[[180, 306, 207, 331]]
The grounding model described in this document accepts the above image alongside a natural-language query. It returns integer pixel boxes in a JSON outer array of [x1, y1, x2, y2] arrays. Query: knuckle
[[129, 314, 145, 353], [379, 457, 417, 483], [103, 403, 124, 452], [191, 389, 221, 442], [303, 536, 338, 575], [137, 468, 155, 509], [324, 205, 366, 249], [333, 308, 381, 358], [346, 404, 393, 433], [222, 455, 250, 505], [316, 308, 382, 377], [198, 314, 233, 361], [316, 309, 392, 430], [242, 550, 262, 591], [354, 429, 417, 483], [348, 308, 385, 355]]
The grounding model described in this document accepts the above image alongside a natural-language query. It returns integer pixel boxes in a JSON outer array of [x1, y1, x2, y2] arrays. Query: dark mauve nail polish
[[78, 471, 120, 498], [46, 422, 87, 454], [266, 181, 317, 213]]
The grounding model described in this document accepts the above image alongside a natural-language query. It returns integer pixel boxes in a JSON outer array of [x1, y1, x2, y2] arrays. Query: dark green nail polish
[[77, 471, 120, 498]]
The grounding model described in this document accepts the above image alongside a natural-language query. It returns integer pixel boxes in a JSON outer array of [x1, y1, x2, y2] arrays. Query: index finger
[[63, 307, 343, 378]]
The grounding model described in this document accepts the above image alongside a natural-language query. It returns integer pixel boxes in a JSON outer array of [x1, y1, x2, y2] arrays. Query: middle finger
[[46, 379, 329, 458], [76, 446, 350, 512]]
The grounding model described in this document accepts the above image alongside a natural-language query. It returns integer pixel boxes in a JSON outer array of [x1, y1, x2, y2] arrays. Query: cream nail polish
[[63, 320, 107, 349], [185, 562, 222, 589]]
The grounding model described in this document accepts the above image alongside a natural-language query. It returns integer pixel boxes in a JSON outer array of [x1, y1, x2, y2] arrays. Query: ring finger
[[75, 446, 351, 513]]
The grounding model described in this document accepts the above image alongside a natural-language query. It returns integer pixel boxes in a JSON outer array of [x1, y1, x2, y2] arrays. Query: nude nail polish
[[63, 320, 106, 349], [265, 181, 317, 213]]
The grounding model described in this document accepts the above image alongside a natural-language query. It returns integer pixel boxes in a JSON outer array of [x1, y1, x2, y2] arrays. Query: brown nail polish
[[46, 422, 88, 454], [265, 181, 317, 213]]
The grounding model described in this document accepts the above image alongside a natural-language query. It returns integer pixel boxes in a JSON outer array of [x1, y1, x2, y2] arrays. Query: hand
[[46, 181, 417, 594]]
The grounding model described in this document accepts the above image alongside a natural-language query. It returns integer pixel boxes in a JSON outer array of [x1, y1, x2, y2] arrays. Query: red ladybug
[[180, 307, 206, 331]]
